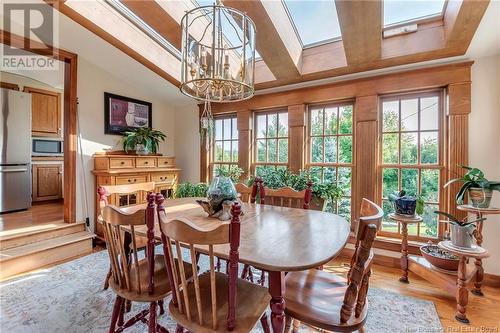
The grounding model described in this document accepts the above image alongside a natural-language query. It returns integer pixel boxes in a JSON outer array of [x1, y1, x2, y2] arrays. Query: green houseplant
[[214, 165, 244, 183], [434, 210, 485, 248], [122, 127, 166, 155], [174, 182, 209, 198], [444, 165, 500, 208], [388, 190, 425, 217]]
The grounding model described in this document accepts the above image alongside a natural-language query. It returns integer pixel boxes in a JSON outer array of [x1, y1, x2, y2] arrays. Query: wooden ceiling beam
[[335, 0, 382, 65], [224, 0, 302, 81]]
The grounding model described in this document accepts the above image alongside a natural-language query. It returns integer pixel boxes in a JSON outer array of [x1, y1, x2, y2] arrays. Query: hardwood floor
[[0, 200, 64, 234], [327, 258, 500, 331]]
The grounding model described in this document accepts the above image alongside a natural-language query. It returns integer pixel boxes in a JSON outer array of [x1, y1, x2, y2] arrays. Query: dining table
[[122, 197, 350, 333]]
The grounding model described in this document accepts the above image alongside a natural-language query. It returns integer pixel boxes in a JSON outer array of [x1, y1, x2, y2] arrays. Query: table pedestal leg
[[455, 256, 470, 324], [399, 222, 409, 283], [268, 271, 285, 333], [472, 217, 484, 296]]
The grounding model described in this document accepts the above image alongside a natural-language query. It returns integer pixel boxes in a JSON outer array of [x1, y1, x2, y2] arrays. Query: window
[[308, 103, 354, 218], [211, 116, 238, 178], [383, 0, 446, 27], [380, 91, 443, 239], [254, 110, 288, 175]]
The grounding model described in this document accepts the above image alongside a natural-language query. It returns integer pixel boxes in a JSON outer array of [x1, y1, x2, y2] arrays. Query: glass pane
[[382, 200, 397, 232], [421, 96, 439, 130], [215, 141, 223, 162], [257, 139, 266, 162], [256, 114, 266, 138], [232, 141, 238, 162], [223, 141, 231, 162], [338, 198, 351, 222], [421, 169, 439, 203], [223, 118, 231, 140], [384, 0, 446, 26], [382, 168, 399, 199], [401, 99, 418, 131], [382, 101, 399, 132], [231, 117, 238, 139], [338, 136, 352, 163], [338, 167, 352, 196], [401, 133, 418, 164], [278, 139, 288, 163], [420, 131, 438, 164], [311, 137, 323, 163], [324, 107, 337, 135], [382, 133, 399, 164], [421, 204, 439, 238], [311, 108, 323, 136], [215, 119, 223, 140], [268, 139, 277, 162], [310, 166, 323, 182], [278, 113, 288, 137], [408, 220, 418, 236], [402, 168, 419, 197], [338, 105, 353, 134], [324, 167, 336, 183], [283, 0, 341, 46], [324, 136, 337, 163], [268, 114, 278, 137]]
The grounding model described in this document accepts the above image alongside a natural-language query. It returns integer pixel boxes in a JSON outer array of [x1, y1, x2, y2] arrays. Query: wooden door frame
[[1, 30, 78, 223]]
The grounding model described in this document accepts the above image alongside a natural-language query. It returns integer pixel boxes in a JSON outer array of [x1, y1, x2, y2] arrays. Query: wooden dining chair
[[283, 199, 383, 333], [158, 200, 271, 333], [234, 181, 259, 204], [102, 193, 192, 333], [98, 182, 156, 291]]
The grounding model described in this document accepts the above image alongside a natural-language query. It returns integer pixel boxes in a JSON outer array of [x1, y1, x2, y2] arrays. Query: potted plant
[[445, 165, 500, 208], [435, 211, 485, 248], [214, 165, 244, 183], [122, 127, 166, 155], [388, 190, 425, 217], [174, 182, 209, 198]]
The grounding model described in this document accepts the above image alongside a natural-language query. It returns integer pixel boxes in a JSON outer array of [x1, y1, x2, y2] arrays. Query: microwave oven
[[32, 138, 64, 156]]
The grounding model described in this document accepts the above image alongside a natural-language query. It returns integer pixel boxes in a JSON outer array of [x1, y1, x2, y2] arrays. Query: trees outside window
[[308, 103, 353, 219], [380, 91, 443, 239], [254, 110, 289, 175], [211, 116, 238, 178]]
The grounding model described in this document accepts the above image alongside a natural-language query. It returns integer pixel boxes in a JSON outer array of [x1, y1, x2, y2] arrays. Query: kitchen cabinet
[[24, 86, 61, 137], [32, 163, 63, 202]]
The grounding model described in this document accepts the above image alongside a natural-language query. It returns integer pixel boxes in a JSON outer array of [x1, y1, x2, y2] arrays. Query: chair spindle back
[[234, 181, 258, 203], [261, 180, 313, 209]]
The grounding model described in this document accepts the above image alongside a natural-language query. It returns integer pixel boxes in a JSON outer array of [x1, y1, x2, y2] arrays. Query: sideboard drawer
[[136, 158, 157, 168], [110, 158, 134, 169], [115, 175, 148, 185], [151, 172, 176, 184], [157, 157, 175, 167]]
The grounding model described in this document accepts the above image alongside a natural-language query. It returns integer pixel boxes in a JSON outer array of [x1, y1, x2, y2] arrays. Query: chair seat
[[110, 255, 192, 302], [284, 269, 368, 332], [169, 271, 271, 333]]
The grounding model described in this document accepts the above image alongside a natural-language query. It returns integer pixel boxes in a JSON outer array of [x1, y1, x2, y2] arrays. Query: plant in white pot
[[122, 127, 166, 155], [435, 211, 485, 248], [444, 165, 500, 208]]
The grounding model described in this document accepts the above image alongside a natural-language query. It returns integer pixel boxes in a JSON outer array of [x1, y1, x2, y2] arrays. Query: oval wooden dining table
[[125, 197, 350, 333]]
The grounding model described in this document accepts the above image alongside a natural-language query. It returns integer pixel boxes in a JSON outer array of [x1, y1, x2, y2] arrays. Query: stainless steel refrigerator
[[0, 88, 32, 213]]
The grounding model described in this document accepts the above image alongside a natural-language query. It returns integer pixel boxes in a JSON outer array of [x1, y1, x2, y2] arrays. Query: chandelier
[[180, 2, 257, 103]]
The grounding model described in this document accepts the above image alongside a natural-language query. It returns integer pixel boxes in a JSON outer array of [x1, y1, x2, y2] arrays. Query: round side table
[[388, 213, 423, 283], [457, 205, 500, 296], [438, 241, 489, 324]]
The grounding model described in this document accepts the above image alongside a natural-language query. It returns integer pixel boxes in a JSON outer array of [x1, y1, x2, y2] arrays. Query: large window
[[380, 91, 443, 239], [211, 116, 238, 178], [308, 102, 354, 218], [254, 110, 288, 175]]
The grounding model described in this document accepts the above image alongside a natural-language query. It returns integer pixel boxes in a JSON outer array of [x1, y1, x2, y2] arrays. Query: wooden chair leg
[[175, 324, 184, 333], [261, 313, 271, 333], [117, 298, 125, 327], [284, 315, 292, 333], [358, 326, 366, 333], [158, 299, 165, 315], [148, 301, 157, 333], [241, 264, 250, 279], [292, 318, 300, 333], [258, 270, 265, 286], [108, 296, 124, 333], [103, 266, 112, 290]]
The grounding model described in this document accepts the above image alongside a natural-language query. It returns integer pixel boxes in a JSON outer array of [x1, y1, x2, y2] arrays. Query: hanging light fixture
[[180, 1, 257, 103]]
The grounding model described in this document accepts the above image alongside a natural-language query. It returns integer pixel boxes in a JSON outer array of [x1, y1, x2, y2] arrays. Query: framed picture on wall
[[104, 92, 152, 135]]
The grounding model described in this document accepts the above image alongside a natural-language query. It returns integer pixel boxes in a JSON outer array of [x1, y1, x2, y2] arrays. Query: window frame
[[377, 89, 447, 242], [306, 100, 355, 220], [252, 108, 290, 174], [209, 114, 238, 180]]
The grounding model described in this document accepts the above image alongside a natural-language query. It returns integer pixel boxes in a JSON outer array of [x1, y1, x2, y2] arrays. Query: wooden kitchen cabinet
[[24, 86, 61, 137], [32, 163, 63, 202]]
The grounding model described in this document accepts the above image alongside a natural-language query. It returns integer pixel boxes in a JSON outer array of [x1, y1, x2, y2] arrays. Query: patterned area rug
[[0, 249, 442, 333]]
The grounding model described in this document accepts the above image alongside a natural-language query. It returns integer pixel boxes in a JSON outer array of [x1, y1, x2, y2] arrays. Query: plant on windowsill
[[214, 165, 244, 183], [388, 190, 425, 217], [174, 182, 209, 198], [444, 165, 500, 208], [122, 127, 166, 155]]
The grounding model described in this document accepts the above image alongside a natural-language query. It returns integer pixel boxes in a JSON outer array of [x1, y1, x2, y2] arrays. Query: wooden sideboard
[[92, 153, 180, 239]]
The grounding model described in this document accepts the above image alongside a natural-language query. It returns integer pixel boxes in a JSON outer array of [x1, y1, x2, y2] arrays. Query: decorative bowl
[[420, 244, 459, 271]]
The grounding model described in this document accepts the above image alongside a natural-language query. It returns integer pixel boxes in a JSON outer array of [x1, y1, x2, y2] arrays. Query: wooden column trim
[[287, 104, 306, 173], [237, 110, 252, 180]]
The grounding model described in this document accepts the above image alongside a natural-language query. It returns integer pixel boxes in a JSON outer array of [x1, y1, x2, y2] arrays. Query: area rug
[[0, 249, 442, 333]]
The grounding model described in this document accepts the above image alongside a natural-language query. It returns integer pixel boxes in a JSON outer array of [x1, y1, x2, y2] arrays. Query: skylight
[[283, 0, 341, 47], [384, 0, 446, 26]]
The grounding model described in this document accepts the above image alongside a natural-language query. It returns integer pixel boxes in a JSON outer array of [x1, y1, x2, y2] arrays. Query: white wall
[[174, 104, 200, 183], [75, 57, 177, 230], [469, 54, 500, 275]]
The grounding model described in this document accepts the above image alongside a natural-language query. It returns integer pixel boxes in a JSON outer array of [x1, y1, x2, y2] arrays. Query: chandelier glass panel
[[180, 4, 256, 103]]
